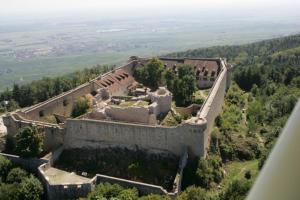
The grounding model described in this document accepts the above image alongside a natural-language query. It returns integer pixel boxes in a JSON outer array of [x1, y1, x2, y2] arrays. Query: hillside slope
[[171, 34, 300, 199]]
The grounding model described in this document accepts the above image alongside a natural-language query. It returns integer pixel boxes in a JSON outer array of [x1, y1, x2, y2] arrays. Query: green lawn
[[118, 100, 149, 107], [221, 160, 259, 188]]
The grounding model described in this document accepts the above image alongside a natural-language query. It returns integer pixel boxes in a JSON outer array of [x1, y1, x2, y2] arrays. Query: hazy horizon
[[1, 0, 300, 90], [1, 0, 300, 24]]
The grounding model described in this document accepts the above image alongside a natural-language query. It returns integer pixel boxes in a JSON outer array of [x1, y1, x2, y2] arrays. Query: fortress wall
[[175, 104, 201, 118], [3, 114, 65, 152], [94, 175, 168, 196], [24, 83, 93, 121], [198, 78, 214, 89], [64, 119, 207, 157], [0, 152, 48, 172], [105, 106, 153, 124], [198, 61, 228, 155], [21, 61, 136, 122], [38, 163, 92, 200]]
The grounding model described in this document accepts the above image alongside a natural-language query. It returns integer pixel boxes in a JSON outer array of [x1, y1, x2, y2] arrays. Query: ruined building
[[2, 56, 231, 199]]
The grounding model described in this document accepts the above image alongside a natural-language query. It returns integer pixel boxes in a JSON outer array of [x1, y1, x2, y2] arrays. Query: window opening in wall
[[39, 110, 44, 117], [63, 99, 68, 106], [115, 76, 121, 81], [204, 70, 208, 76], [91, 91, 98, 96], [119, 74, 125, 79], [211, 71, 216, 77]]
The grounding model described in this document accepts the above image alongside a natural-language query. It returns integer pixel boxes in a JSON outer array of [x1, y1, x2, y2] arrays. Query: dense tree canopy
[[0, 155, 43, 200], [15, 126, 43, 158], [134, 58, 164, 89], [167, 34, 300, 199], [134, 59, 197, 106], [0, 65, 111, 112], [87, 183, 170, 200]]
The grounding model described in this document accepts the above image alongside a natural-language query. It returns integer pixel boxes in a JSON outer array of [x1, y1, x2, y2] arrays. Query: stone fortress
[[2, 56, 231, 199]]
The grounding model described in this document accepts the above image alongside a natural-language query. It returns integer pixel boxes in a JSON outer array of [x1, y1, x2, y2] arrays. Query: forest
[[0, 34, 299, 199]]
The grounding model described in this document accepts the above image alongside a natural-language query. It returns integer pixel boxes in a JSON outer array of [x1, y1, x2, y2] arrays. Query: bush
[[139, 194, 171, 200], [195, 155, 224, 189], [87, 183, 138, 200], [0, 155, 12, 182], [221, 179, 252, 200], [0, 183, 21, 200], [71, 95, 92, 118], [177, 186, 210, 200], [19, 175, 43, 200], [244, 170, 252, 180], [15, 126, 43, 158], [6, 167, 28, 184]]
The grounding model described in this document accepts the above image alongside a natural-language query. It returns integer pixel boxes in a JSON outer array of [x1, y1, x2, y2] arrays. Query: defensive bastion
[[2, 56, 231, 199], [3, 56, 231, 157]]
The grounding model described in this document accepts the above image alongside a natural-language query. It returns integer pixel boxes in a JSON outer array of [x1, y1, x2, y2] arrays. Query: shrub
[[139, 194, 171, 200], [195, 155, 224, 189], [221, 179, 252, 200], [87, 183, 138, 200], [0, 183, 21, 200], [177, 186, 209, 200], [244, 170, 252, 180], [15, 126, 43, 158], [6, 167, 28, 183], [0, 155, 12, 182], [117, 188, 139, 200], [71, 95, 92, 118], [19, 175, 43, 200]]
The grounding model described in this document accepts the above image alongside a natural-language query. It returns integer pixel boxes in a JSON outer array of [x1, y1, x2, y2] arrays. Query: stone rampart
[[64, 119, 206, 157], [38, 163, 92, 200], [198, 59, 228, 155], [175, 104, 201, 118], [0, 152, 48, 172], [3, 114, 65, 152], [105, 105, 156, 124], [94, 174, 168, 195], [19, 61, 136, 122]]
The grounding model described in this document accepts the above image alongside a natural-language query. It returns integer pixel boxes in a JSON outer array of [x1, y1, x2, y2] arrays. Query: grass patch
[[194, 89, 210, 99], [118, 100, 149, 107], [160, 111, 182, 127], [220, 160, 258, 188]]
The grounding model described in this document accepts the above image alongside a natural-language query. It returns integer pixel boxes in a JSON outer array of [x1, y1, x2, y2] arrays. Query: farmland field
[[1, 15, 300, 90]]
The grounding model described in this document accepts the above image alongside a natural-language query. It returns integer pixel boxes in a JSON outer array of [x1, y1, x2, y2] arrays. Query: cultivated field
[[1, 16, 300, 90]]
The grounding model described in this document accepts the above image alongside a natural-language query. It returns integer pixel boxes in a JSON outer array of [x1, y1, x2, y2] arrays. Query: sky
[[1, 0, 300, 14], [1, 0, 300, 22]]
